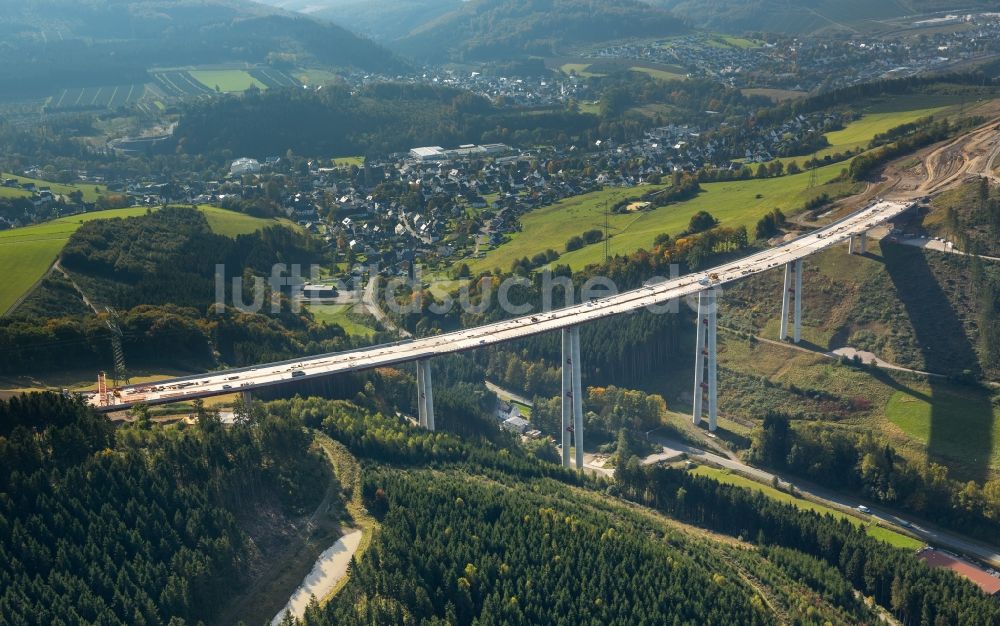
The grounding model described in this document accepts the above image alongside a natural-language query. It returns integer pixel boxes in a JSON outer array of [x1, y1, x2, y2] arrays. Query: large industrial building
[[409, 143, 510, 162]]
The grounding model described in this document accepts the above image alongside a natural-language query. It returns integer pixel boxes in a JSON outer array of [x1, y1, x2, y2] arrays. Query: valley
[[3, 1, 1000, 624]]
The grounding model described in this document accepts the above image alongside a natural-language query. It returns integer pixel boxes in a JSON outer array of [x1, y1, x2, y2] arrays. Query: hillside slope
[[653, 0, 994, 34], [258, 0, 687, 60], [388, 0, 688, 62], [256, 0, 463, 43], [0, 0, 404, 99]]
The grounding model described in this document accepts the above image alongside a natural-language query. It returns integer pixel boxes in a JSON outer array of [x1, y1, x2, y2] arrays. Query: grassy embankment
[[0, 205, 295, 315], [690, 465, 924, 549]]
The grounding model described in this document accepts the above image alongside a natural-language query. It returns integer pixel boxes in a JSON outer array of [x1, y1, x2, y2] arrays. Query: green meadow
[[189, 70, 267, 93], [467, 160, 854, 273], [1, 172, 107, 202], [691, 465, 923, 549], [0, 206, 293, 315]]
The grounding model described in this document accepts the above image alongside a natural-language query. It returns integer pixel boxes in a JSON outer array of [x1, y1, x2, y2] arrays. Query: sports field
[[189, 70, 268, 93], [333, 156, 365, 167], [0, 206, 293, 315]]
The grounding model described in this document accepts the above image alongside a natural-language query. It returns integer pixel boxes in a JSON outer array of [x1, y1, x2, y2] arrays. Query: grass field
[[194, 205, 291, 237], [189, 70, 268, 93], [785, 95, 963, 167], [0, 206, 294, 315], [0, 208, 150, 314], [1, 172, 107, 202], [691, 466, 923, 549], [333, 156, 365, 167], [707, 223, 1000, 478], [559, 63, 603, 78], [630, 67, 686, 81], [741, 88, 807, 102], [466, 159, 855, 273], [295, 69, 340, 86], [886, 386, 1000, 472], [307, 304, 376, 337]]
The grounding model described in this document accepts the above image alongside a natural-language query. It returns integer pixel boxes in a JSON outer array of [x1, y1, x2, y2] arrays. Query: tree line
[[614, 462, 1000, 626], [747, 413, 1000, 544]]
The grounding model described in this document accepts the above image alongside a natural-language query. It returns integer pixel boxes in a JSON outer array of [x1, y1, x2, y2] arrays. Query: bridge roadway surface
[[90, 200, 912, 412]]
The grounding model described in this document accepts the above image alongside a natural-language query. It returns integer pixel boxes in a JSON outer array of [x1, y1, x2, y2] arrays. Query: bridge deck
[[91, 200, 912, 412]]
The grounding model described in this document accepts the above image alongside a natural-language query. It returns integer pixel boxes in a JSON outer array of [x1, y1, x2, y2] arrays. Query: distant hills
[[257, 0, 687, 63], [650, 0, 996, 34], [259, 0, 464, 43], [0, 0, 404, 99]]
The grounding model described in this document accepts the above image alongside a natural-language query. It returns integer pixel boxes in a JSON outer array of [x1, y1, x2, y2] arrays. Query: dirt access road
[[885, 113, 1000, 199]]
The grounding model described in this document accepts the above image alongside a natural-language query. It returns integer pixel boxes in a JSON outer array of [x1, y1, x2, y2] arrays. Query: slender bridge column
[[561, 328, 573, 467], [793, 259, 803, 344], [416, 359, 435, 431], [571, 325, 584, 471], [241, 389, 252, 407], [692, 290, 718, 432], [779, 260, 804, 343]]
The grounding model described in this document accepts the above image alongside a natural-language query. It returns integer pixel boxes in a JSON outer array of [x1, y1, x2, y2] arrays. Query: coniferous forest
[[0, 393, 322, 624], [3, 392, 1000, 625]]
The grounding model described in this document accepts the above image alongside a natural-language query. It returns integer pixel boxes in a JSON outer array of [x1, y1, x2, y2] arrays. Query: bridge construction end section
[[692, 290, 718, 432], [779, 260, 803, 343]]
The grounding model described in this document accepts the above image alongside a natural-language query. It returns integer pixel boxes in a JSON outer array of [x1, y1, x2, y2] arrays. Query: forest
[[268, 396, 1000, 626], [4, 381, 999, 625], [748, 413, 1000, 544], [391, 0, 687, 62], [0, 207, 360, 373], [0, 0, 404, 100], [172, 73, 774, 159], [59, 207, 324, 311], [0, 392, 324, 624], [615, 462, 1000, 626]]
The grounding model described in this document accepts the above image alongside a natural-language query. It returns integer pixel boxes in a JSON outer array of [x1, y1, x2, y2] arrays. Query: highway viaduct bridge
[[89, 199, 915, 471]]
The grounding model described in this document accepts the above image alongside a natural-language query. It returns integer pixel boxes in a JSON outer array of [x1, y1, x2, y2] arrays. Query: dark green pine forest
[[3, 391, 1000, 625]]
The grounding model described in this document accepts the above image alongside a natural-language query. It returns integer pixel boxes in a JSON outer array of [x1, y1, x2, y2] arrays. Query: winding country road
[[646, 433, 1000, 569]]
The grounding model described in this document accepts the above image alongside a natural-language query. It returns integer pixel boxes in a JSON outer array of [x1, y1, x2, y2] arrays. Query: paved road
[[89, 200, 912, 411], [647, 433, 1000, 568], [484, 381, 534, 407], [362, 276, 411, 338]]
